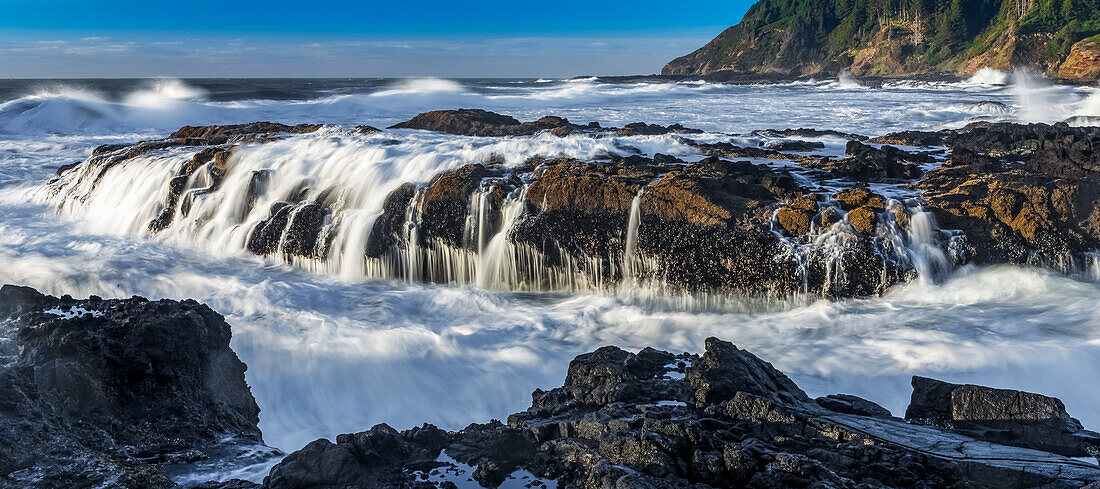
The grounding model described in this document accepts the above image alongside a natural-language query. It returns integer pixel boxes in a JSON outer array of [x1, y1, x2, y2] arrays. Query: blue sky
[[0, 0, 754, 77]]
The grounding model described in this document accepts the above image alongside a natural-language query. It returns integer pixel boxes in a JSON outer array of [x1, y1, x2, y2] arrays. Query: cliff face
[[664, 0, 1100, 80]]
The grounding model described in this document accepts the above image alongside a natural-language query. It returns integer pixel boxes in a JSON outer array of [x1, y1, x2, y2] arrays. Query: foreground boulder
[[0, 285, 273, 489], [237, 338, 1100, 489], [906, 376, 1100, 457]]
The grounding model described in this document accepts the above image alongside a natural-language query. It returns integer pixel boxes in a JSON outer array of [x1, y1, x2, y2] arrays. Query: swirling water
[[1, 73, 1099, 472]]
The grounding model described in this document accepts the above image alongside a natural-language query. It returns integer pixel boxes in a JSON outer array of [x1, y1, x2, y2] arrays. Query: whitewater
[[1, 72, 1100, 476]]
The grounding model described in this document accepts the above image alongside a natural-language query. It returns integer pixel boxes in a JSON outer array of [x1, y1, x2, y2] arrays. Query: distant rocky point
[[664, 0, 1100, 81]]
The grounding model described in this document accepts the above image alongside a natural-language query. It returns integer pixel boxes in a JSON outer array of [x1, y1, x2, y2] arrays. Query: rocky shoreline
[[1, 285, 1098, 488], [0, 285, 278, 489], [39, 109, 1100, 299]]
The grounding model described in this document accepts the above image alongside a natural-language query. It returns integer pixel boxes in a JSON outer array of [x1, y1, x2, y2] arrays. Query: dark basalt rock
[[905, 376, 1100, 457], [689, 140, 822, 165], [764, 139, 826, 152], [55, 161, 81, 176], [0, 285, 270, 489], [169, 122, 323, 144], [748, 128, 868, 141], [365, 183, 417, 258], [46, 117, 1100, 300], [868, 130, 951, 147], [687, 337, 808, 406], [418, 164, 502, 249], [246, 202, 331, 260], [918, 145, 1100, 266], [815, 394, 892, 417], [805, 140, 928, 180], [389, 110, 701, 138], [615, 122, 703, 136], [252, 337, 1100, 489], [947, 122, 1100, 178], [354, 125, 382, 135], [388, 109, 578, 137]]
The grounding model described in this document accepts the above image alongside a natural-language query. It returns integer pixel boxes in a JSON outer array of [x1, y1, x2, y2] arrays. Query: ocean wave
[[966, 67, 1012, 86], [0, 74, 1097, 139]]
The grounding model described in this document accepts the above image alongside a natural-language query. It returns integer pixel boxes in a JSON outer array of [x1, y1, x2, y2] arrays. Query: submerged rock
[[0, 285, 273, 489]]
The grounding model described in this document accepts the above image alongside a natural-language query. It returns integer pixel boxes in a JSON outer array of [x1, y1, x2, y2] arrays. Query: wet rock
[[890, 203, 911, 230], [835, 187, 885, 210], [256, 338, 1100, 489], [816, 394, 892, 417], [365, 183, 417, 258], [389, 109, 580, 137], [0, 285, 268, 489], [55, 161, 81, 176], [169, 122, 323, 144], [525, 158, 653, 216], [688, 337, 808, 407], [246, 202, 331, 259], [868, 130, 950, 147], [419, 164, 500, 248], [775, 197, 818, 236], [615, 122, 703, 136], [906, 376, 1100, 457], [642, 157, 802, 227], [689, 140, 821, 165], [817, 205, 843, 229], [847, 206, 879, 235], [354, 125, 382, 134], [763, 140, 825, 152], [749, 128, 867, 141], [918, 142, 1100, 266], [806, 140, 928, 180], [389, 110, 702, 139]]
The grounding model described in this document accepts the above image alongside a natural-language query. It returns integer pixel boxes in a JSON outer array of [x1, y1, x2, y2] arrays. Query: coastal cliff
[[663, 0, 1100, 80]]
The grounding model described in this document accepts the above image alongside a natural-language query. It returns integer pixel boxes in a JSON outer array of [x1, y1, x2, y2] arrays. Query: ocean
[[1, 72, 1099, 472]]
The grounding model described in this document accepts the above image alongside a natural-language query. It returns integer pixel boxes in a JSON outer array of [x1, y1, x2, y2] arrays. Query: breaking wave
[[0, 75, 1097, 139]]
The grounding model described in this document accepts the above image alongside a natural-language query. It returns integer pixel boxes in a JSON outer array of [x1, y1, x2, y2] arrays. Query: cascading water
[[5, 78, 1100, 473], [32, 126, 976, 300], [31, 129, 656, 293], [620, 187, 645, 288]]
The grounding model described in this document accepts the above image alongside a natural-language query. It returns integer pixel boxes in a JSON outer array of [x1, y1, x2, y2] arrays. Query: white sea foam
[[5, 75, 1093, 140], [966, 67, 1012, 86], [1, 77, 1099, 462]]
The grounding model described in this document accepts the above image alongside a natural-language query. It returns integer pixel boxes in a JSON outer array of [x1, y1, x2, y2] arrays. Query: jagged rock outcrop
[[389, 109, 701, 138], [1059, 35, 1100, 81], [231, 338, 1100, 489], [920, 123, 1100, 266], [0, 285, 273, 489], [169, 122, 323, 144], [906, 376, 1100, 457], [804, 140, 929, 181], [40, 116, 1100, 299]]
